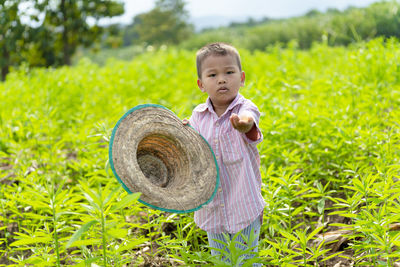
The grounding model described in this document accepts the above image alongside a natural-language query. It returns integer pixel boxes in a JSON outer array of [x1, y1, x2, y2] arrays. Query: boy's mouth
[[218, 87, 229, 93]]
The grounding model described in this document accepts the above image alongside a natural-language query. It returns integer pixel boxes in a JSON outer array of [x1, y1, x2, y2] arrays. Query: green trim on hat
[[109, 103, 220, 214]]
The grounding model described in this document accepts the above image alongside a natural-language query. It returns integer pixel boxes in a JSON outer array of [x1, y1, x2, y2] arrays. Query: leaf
[[107, 227, 128, 239], [352, 178, 365, 193], [74, 257, 102, 267], [306, 226, 324, 242], [292, 205, 304, 217], [10, 236, 52, 246], [319, 251, 344, 262], [79, 181, 98, 206], [302, 193, 321, 198], [66, 220, 99, 248], [341, 185, 357, 192], [317, 198, 325, 214], [111, 192, 141, 211], [280, 231, 300, 243], [103, 184, 121, 207], [339, 213, 358, 219], [25, 213, 51, 220], [67, 239, 102, 248], [116, 238, 148, 253]]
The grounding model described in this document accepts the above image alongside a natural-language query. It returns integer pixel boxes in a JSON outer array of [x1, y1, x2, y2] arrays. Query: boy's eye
[[208, 73, 216, 77], [227, 71, 234, 74]]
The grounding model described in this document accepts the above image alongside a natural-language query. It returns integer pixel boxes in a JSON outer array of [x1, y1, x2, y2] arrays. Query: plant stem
[[51, 197, 61, 267], [101, 204, 107, 267]]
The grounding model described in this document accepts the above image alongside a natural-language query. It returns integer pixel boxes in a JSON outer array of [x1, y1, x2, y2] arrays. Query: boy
[[184, 42, 265, 265]]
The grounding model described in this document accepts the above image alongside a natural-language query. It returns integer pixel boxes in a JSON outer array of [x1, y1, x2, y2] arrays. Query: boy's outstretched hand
[[230, 113, 253, 133], [230, 113, 260, 141]]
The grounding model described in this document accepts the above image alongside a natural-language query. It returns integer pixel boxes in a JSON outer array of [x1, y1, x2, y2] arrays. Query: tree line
[[2, 0, 400, 81], [178, 1, 400, 51], [90, 1, 400, 58]]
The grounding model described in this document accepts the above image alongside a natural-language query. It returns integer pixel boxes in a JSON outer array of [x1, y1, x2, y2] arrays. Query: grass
[[1, 37, 400, 266]]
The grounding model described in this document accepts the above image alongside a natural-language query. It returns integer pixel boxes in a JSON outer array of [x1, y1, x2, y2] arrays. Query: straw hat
[[109, 104, 219, 213]]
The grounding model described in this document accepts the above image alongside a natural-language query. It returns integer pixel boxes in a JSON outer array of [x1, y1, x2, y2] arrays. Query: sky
[[102, 0, 379, 27]]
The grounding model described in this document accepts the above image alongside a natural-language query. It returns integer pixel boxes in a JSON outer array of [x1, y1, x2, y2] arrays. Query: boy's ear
[[240, 71, 245, 86], [197, 79, 205, 92]]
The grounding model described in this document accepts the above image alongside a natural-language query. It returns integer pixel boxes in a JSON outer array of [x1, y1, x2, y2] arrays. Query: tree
[[0, 0, 124, 80], [32, 0, 124, 66], [131, 0, 193, 46], [0, 0, 30, 81], [103, 24, 124, 49], [305, 9, 321, 17], [367, 1, 400, 39]]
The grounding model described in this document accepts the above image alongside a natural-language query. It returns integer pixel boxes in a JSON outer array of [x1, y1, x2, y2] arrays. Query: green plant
[[2, 38, 400, 265]]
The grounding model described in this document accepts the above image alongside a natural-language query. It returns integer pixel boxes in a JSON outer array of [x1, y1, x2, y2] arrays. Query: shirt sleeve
[[238, 100, 263, 145], [189, 111, 199, 132]]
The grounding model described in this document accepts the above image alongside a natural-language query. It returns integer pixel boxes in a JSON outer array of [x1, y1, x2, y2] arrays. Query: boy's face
[[197, 54, 245, 110]]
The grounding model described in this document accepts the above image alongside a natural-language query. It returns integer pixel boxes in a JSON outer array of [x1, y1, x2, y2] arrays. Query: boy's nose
[[218, 76, 226, 84]]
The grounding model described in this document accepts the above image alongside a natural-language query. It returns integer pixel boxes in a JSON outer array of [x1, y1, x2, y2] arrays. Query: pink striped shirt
[[189, 94, 265, 234]]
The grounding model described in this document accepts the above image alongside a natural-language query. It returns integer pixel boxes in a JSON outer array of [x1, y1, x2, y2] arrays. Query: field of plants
[[1, 38, 400, 266]]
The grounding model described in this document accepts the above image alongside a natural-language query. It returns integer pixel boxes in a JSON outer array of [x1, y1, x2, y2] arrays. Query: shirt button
[[214, 139, 218, 144], [218, 188, 222, 192], [220, 204, 224, 207], [216, 156, 220, 160], [216, 122, 219, 127]]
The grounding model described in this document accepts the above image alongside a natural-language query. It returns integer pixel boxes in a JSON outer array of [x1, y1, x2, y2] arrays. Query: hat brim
[[109, 104, 219, 213]]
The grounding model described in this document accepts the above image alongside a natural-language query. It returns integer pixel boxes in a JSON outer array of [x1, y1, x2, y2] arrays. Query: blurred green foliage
[[179, 1, 400, 50], [78, 1, 400, 66], [3, 1, 400, 81]]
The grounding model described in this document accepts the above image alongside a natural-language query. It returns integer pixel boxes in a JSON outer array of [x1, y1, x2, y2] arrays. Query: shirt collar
[[193, 94, 245, 114], [225, 93, 244, 113]]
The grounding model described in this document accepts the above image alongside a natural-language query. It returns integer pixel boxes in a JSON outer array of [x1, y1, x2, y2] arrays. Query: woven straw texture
[[109, 104, 219, 213]]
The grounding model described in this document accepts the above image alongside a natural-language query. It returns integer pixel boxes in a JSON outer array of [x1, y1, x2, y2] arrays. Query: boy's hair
[[196, 42, 242, 79]]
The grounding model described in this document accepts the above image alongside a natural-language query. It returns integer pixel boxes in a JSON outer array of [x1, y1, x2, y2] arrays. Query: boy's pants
[[207, 215, 262, 266]]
